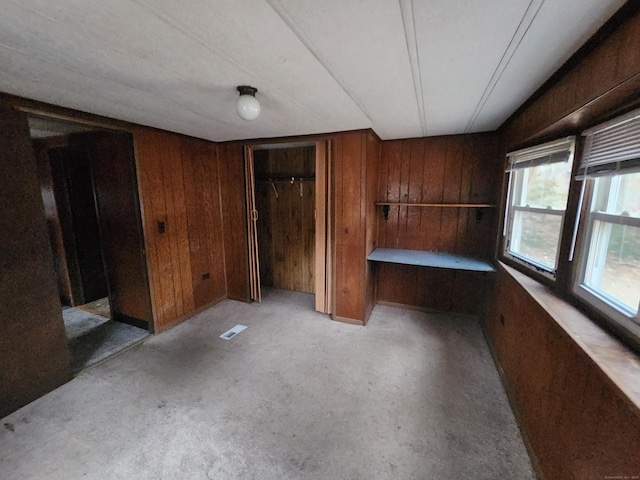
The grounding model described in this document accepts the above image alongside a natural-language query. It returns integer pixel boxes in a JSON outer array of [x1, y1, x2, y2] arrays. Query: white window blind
[[506, 136, 575, 171], [578, 107, 640, 178]]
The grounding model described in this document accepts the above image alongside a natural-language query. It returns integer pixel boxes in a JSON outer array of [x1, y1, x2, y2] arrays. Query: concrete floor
[[1, 294, 535, 479], [63, 304, 149, 373]]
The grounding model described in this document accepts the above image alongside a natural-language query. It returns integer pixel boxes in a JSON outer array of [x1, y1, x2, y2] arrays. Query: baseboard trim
[[332, 314, 364, 326], [377, 301, 438, 314], [113, 313, 149, 330], [376, 301, 479, 318], [155, 295, 227, 333]]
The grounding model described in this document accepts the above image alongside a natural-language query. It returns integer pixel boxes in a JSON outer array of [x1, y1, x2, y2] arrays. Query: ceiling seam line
[[464, 0, 542, 132], [464, 0, 545, 133], [264, 0, 386, 139], [131, 0, 334, 129], [399, 0, 428, 137]]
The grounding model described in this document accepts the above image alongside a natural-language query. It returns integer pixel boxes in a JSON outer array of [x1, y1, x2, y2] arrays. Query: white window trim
[[505, 205, 566, 277], [573, 177, 640, 336], [503, 137, 575, 279], [572, 109, 640, 341]]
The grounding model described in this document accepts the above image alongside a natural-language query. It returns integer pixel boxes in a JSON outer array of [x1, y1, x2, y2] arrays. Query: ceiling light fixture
[[236, 85, 260, 121]]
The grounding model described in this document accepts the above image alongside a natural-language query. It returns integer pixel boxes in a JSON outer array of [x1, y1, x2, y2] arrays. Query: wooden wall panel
[[487, 266, 640, 480], [420, 138, 447, 252], [33, 142, 73, 305], [182, 139, 206, 306], [48, 150, 84, 305], [134, 131, 166, 327], [330, 130, 381, 324], [254, 147, 316, 294], [164, 135, 194, 318], [57, 148, 109, 304], [377, 135, 500, 253], [218, 143, 249, 302], [503, 4, 640, 147], [180, 138, 226, 309], [0, 106, 71, 417], [135, 130, 180, 328], [88, 132, 152, 324], [375, 134, 501, 315], [200, 143, 227, 304], [333, 132, 367, 323], [491, 7, 640, 478], [134, 131, 227, 331]]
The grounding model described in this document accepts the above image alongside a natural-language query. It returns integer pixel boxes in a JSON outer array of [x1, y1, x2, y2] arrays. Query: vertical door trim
[[315, 141, 326, 312], [244, 146, 261, 302], [325, 140, 334, 315], [314, 139, 333, 314], [315, 140, 333, 313]]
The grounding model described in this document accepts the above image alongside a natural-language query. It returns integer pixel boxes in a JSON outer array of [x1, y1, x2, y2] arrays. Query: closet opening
[[28, 115, 152, 373], [245, 140, 332, 314]]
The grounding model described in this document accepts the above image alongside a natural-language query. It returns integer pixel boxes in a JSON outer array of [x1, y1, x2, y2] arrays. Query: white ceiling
[[0, 0, 626, 142]]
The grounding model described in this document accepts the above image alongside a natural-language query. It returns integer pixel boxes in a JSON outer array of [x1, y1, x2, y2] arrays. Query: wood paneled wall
[[488, 266, 640, 479], [333, 131, 380, 324], [490, 5, 640, 478], [33, 141, 74, 305], [503, 2, 640, 147], [181, 138, 227, 310], [134, 131, 227, 331], [88, 132, 152, 324], [375, 134, 502, 315], [0, 106, 71, 417], [254, 147, 316, 293], [218, 143, 249, 302], [254, 146, 315, 178], [51, 147, 110, 304]]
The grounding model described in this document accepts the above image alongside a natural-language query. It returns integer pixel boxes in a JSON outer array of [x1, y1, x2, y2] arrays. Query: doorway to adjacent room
[[28, 115, 152, 372]]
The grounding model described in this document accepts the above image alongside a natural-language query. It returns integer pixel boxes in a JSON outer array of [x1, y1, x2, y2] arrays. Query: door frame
[[25, 112, 153, 331], [244, 139, 333, 314]]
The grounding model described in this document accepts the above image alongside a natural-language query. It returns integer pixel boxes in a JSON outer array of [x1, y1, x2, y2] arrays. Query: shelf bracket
[[382, 205, 390, 220], [476, 207, 484, 223]]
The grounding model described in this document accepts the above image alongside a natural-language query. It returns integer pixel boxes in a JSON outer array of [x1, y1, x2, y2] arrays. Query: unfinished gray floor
[[62, 305, 149, 373], [1, 294, 535, 480]]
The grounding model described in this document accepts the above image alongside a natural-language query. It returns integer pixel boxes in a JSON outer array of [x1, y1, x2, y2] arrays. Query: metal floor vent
[[220, 325, 247, 340]]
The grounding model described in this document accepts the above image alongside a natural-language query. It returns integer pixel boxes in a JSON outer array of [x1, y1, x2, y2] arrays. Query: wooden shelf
[[375, 202, 497, 208], [367, 248, 496, 273], [376, 202, 496, 221]]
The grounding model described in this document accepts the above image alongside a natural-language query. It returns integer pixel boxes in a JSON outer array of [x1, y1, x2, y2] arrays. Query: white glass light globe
[[236, 94, 261, 121]]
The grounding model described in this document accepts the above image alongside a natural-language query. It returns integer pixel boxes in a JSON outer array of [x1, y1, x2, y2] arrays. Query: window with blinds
[[574, 109, 640, 337], [503, 137, 575, 277], [577, 108, 640, 178]]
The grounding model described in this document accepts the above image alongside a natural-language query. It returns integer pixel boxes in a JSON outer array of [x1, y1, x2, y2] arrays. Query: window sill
[[499, 261, 640, 412]]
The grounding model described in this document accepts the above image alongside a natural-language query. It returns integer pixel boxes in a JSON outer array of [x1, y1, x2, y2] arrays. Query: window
[[574, 110, 640, 336], [503, 137, 575, 277]]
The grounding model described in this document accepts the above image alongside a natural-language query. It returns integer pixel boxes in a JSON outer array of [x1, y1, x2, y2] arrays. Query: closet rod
[[255, 176, 315, 183]]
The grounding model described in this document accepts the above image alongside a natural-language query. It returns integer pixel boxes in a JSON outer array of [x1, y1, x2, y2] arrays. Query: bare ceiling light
[[236, 85, 260, 121]]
